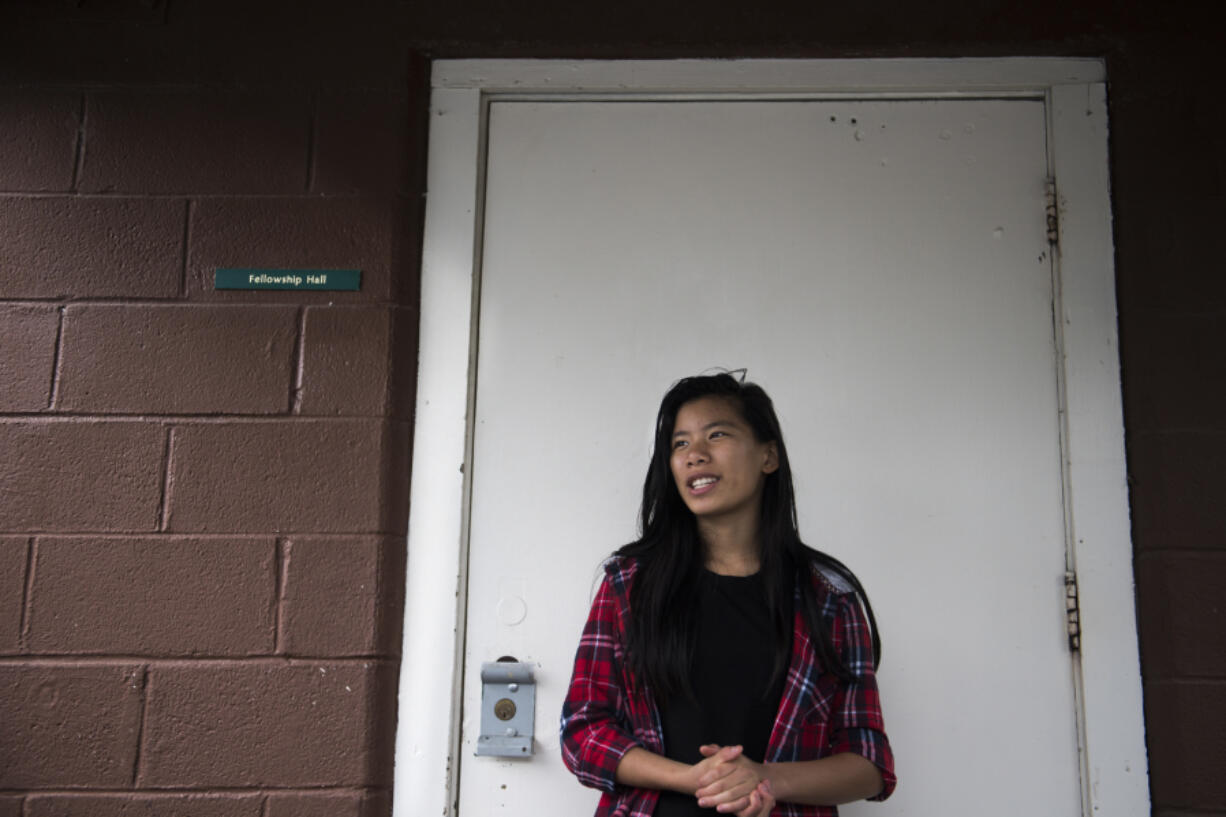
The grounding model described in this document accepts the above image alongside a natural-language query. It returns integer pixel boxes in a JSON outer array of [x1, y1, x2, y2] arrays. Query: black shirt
[[654, 570, 790, 816]]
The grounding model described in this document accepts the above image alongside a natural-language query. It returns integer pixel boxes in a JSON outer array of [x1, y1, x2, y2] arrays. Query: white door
[[456, 97, 1081, 816]]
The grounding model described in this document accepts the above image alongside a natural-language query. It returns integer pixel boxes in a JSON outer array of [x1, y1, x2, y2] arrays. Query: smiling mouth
[[688, 476, 718, 491]]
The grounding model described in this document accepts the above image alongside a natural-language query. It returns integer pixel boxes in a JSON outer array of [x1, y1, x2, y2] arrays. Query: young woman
[[561, 373, 895, 817]]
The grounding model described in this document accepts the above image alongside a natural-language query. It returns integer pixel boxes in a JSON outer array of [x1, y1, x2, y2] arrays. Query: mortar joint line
[[0, 785, 375, 796], [274, 537, 290, 655], [131, 665, 151, 788], [260, 792, 270, 817], [305, 88, 320, 193], [0, 191, 373, 201], [70, 93, 87, 192], [18, 537, 37, 650], [0, 654, 396, 666], [180, 199, 194, 298], [290, 307, 307, 414], [46, 306, 67, 410], [156, 426, 176, 532]]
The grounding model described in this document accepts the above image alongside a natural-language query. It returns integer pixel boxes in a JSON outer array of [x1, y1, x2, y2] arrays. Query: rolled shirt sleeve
[[827, 590, 896, 800], [560, 572, 642, 792]]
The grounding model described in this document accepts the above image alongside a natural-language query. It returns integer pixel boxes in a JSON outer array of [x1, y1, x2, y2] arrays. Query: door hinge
[[1045, 178, 1060, 248], [1064, 570, 1081, 653]]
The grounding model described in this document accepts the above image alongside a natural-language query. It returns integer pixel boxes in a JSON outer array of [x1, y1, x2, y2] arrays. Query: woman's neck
[[698, 515, 762, 576]]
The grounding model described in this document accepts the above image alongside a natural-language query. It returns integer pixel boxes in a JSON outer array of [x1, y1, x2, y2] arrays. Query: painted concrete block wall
[[1109, 52, 1226, 815], [0, 60, 423, 814]]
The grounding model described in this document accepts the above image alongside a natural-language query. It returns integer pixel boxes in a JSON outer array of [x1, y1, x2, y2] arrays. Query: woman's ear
[[762, 441, 780, 474]]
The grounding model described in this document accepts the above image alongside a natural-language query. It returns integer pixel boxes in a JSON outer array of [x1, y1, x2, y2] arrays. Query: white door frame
[[394, 58, 1147, 817]]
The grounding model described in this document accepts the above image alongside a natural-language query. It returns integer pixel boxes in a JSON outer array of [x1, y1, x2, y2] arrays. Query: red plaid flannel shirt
[[560, 556, 895, 817]]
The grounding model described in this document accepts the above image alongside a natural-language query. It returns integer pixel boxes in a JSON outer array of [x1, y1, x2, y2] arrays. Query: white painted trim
[[396, 59, 1146, 817], [394, 87, 482, 817], [433, 57, 1105, 92], [1049, 82, 1150, 815]]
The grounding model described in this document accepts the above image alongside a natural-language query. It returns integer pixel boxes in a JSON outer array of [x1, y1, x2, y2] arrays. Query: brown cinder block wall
[[1, 2, 1224, 816], [0, 7, 423, 812], [1110, 49, 1226, 814]]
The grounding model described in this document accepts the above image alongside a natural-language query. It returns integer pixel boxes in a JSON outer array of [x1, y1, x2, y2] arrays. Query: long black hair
[[615, 372, 881, 704]]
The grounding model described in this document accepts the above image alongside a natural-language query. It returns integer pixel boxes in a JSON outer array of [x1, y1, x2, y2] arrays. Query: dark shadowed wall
[[0, 1, 1222, 816]]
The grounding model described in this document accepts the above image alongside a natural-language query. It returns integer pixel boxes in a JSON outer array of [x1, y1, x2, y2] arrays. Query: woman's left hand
[[737, 779, 776, 817], [694, 744, 772, 814]]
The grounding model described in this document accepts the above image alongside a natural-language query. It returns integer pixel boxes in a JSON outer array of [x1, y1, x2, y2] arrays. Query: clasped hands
[[690, 744, 775, 816]]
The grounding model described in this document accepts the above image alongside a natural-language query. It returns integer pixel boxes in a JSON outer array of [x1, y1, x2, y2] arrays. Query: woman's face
[[669, 395, 779, 524]]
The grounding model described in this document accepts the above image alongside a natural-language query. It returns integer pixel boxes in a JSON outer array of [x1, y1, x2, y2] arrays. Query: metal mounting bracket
[[476, 660, 536, 757]]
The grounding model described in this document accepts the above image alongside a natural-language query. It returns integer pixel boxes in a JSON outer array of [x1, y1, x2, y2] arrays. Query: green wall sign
[[214, 269, 362, 291]]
